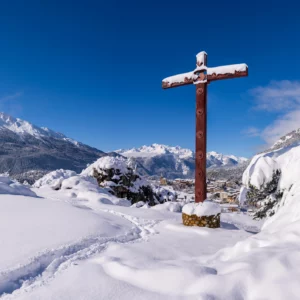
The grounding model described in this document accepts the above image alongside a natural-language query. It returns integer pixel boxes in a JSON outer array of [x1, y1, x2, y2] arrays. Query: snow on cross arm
[[162, 64, 248, 88], [207, 63, 248, 76], [162, 71, 196, 87]]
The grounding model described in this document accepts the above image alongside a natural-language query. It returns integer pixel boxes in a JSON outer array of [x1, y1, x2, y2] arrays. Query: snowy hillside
[[240, 130, 300, 220], [1, 167, 299, 298], [0, 112, 106, 182], [116, 144, 247, 179]]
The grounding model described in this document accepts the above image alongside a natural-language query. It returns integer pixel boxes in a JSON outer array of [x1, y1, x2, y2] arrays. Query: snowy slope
[[242, 135, 300, 221], [0, 173, 256, 299], [0, 194, 132, 272], [1, 169, 300, 299], [240, 126, 300, 225], [116, 144, 247, 179], [242, 132, 300, 192]]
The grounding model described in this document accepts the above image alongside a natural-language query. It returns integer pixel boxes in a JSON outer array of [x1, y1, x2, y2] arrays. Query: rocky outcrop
[[82, 156, 163, 205]]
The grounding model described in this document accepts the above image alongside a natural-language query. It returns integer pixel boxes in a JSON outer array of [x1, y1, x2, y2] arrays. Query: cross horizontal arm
[[162, 71, 195, 89], [207, 63, 248, 82], [162, 63, 248, 89]]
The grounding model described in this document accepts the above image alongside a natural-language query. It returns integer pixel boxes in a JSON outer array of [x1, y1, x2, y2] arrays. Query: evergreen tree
[[246, 170, 283, 219]]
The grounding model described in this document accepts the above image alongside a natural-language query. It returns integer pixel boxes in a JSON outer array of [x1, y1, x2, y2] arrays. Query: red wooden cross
[[162, 51, 248, 203]]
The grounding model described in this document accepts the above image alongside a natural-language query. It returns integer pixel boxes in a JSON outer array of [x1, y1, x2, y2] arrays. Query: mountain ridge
[[116, 144, 247, 167], [0, 112, 249, 182], [116, 144, 248, 179], [0, 112, 106, 183], [267, 128, 300, 152]]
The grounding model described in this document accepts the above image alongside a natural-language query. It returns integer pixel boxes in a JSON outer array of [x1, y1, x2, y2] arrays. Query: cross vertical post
[[194, 51, 208, 203], [195, 82, 207, 203], [162, 51, 248, 207]]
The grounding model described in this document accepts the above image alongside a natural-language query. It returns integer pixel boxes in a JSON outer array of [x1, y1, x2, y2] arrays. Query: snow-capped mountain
[[206, 151, 248, 168], [268, 128, 300, 151], [116, 144, 193, 159], [116, 144, 247, 179], [0, 112, 79, 144], [0, 112, 106, 182], [0, 112, 247, 182]]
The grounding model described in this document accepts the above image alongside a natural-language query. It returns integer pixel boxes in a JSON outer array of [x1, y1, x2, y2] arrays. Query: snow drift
[[33, 169, 77, 190], [33, 157, 176, 207], [0, 174, 36, 197]]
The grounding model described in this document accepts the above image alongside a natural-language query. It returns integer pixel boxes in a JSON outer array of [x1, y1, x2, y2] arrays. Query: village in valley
[[156, 175, 242, 213]]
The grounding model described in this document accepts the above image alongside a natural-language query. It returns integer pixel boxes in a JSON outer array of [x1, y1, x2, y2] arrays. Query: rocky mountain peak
[[270, 129, 300, 151], [0, 112, 105, 182]]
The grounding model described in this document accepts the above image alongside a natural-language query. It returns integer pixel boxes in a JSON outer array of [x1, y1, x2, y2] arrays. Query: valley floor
[[0, 187, 295, 300]]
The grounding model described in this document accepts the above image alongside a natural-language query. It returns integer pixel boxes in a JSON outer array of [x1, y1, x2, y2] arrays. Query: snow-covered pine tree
[[246, 170, 282, 219]]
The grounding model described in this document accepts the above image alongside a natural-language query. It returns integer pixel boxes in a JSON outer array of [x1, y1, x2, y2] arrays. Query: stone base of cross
[[162, 51, 248, 227]]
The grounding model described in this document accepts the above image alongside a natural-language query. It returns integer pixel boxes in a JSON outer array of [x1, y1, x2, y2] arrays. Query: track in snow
[[99, 208, 159, 241], [0, 209, 159, 299]]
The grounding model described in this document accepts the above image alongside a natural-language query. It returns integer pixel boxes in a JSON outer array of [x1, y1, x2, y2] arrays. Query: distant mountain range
[[115, 144, 248, 179], [0, 112, 106, 183], [0, 112, 249, 183]]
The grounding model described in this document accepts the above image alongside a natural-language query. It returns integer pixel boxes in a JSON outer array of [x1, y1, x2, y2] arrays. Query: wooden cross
[[162, 51, 248, 203]]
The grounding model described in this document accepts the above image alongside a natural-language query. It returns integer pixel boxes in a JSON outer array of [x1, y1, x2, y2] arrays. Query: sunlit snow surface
[[0, 170, 299, 299]]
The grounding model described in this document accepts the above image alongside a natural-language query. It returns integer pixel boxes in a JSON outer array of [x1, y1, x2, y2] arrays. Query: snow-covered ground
[[0, 187, 254, 300], [0, 166, 299, 299]]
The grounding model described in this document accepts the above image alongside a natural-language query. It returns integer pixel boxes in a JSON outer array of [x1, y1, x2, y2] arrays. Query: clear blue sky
[[0, 0, 299, 157]]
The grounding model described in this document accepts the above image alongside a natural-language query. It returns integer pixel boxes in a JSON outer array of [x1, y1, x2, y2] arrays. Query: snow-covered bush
[[81, 156, 163, 205], [152, 185, 177, 202], [61, 175, 130, 206], [34, 169, 131, 206], [33, 169, 77, 190], [12, 170, 49, 185], [0, 174, 36, 197]]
